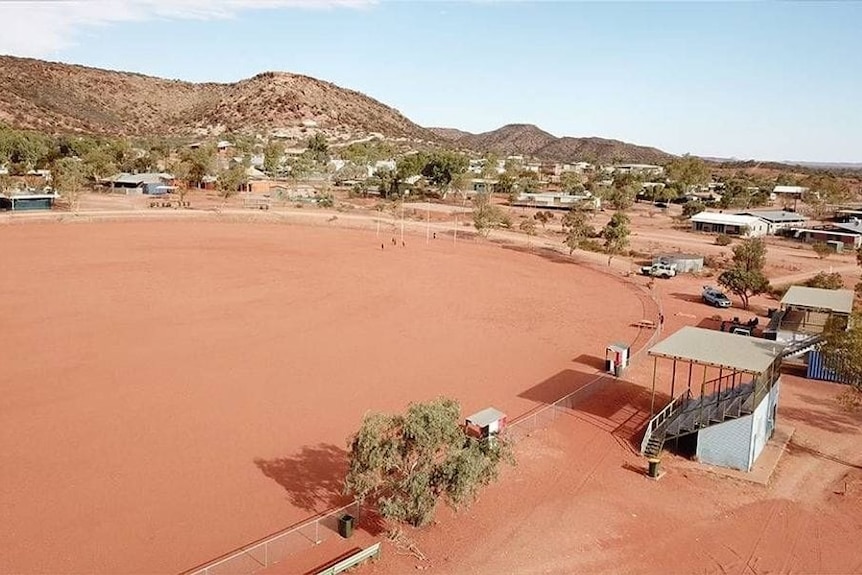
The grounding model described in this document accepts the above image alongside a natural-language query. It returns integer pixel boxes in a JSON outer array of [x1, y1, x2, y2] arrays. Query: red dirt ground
[[0, 220, 646, 574], [356, 261, 862, 575]]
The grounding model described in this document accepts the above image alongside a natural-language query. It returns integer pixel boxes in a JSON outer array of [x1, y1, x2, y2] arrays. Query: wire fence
[[182, 501, 360, 575], [506, 259, 664, 444]]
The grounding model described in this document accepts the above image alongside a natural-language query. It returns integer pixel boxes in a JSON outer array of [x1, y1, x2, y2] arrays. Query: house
[[470, 178, 498, 194], [611, 164, 665, 177], [735, 210, 807, 234], [770, 185, 809, 201], [511, 192, 600, 210], [540, 162, 562, 177], [789, 225, 862, 250], [108, 173, 175, 195], [689, 212, 768, 237]]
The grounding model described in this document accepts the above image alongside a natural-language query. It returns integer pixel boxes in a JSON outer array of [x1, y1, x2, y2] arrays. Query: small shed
[[606, 342, 631, 375], [652, 253, 704, 274], [465, 407, 507, 439]]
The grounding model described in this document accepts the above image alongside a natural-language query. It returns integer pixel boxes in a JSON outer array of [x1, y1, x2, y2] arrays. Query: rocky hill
[[0, 56, 434, 139], [447, 123, 674, 164]]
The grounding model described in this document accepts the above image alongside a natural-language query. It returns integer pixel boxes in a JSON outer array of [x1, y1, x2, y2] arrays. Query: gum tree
[[344, 397, 513, 527]]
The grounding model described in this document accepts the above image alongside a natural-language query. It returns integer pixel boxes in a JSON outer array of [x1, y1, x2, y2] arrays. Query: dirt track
[[0, 220, 646, 573]]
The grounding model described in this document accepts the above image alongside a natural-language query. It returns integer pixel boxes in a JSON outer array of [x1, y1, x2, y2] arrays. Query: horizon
[[0, 1, 860, 164]]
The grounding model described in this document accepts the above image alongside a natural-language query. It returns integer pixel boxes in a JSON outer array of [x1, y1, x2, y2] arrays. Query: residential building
[[511, 192, 599, 210], [770, 185, 809, 201], [611, 164, 665, 177], [790, 221, 862, 249], [735, 210, 808, 234], [689, 212, 768, 237], [108, 173, 175, 195]]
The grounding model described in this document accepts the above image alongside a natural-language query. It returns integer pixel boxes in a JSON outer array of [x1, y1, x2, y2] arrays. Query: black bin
[[338, 514, 354, 538], [647, 458, 661, 478]]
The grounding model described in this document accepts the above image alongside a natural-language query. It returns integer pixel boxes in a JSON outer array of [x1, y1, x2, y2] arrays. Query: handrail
[[640, 389, 690, 454]]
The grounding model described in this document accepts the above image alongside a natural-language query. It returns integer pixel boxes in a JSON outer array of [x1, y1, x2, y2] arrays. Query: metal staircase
[[779, 334, 823, 360], [641, 383, 758, 458]]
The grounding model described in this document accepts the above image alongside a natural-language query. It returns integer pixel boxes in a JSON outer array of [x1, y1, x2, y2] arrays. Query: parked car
[[641, 262, 677, 278], [702, 286, 731, 308]]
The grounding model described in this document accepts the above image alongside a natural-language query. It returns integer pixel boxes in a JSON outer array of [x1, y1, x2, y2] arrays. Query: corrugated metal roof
[[780, 286, 854, 314], [648, 326, 784, 374], [690, 212, 762, 226], [736, 210, 807, 223], [465, 407, 506, 428], [773, 185, 809, 194]]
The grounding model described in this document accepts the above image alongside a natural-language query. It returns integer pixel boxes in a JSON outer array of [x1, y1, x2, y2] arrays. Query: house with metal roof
[[771, 185, 809, 198], [107, 173, 175, 195], [735, 210, 808, 234], [689, 211, 768, 237], [641, 326, 785, 472], [790, 220, 862, 250]]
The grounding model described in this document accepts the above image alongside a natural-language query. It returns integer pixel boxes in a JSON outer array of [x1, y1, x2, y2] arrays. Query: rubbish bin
[[613, 363, 624, 378], [338, 514, 354, 538], [647, 458, 661, 478]]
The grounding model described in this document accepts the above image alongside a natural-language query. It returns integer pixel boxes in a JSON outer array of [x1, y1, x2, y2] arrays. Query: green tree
[[606, 178, 638, 211], [344, 397, 513, 528], [804, 272, 844, 290], [181, 145, 215, 188], [666, 154, 709, 195], [472, 192, 506, 236], [422, 151, 468, 188], [263, 140, 285, 176], [216, 164, 245, 201], [496, 172, 515, 199], [288, 152, 316, 182], [307, 133, 329, 163], [601, 211, 631, 264], [481, 153, 500, 180], [51, 157, 85, 212], [560, 172, 585, 194], [718, 237, 770, 309], [682, 200, 706, 218], [562, 209, 595, 254]]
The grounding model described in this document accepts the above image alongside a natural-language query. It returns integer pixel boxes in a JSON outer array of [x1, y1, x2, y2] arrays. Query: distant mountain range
[[431, 123, 674, 165]]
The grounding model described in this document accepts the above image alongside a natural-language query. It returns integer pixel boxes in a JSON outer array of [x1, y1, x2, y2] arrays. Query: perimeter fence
[[182, 501, 360, 575]]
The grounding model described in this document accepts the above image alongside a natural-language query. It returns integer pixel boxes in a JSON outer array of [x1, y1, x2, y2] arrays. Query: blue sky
[[1, 1, 860, 162]]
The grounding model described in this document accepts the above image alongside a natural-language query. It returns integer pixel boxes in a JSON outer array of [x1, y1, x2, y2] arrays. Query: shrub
[[812, 242, 832, 259], [805, 272, 845, 290], [715, 234, 732, 246]]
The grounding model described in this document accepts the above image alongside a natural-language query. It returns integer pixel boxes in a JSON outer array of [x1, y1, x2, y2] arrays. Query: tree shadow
[[669, 291, 703, 304], [786, 438, 862, 470], [779, 406, 859, 435], [255, 443, 351, 513], [499, 243, 574, 265]]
